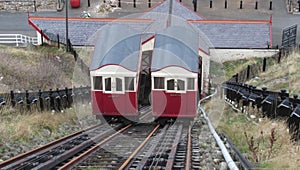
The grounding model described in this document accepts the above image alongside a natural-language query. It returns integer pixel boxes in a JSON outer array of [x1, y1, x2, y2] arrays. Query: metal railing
[[0, 34, 38, 46]]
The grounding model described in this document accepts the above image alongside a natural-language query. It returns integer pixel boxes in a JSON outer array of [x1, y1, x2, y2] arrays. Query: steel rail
[[58, 124, 132, 170], [132, 125, 169, 169], [118, 124, 160, 170], [0, 123, 101, 169], [165, 124, 183, 169], [185, 125, 192, 170]]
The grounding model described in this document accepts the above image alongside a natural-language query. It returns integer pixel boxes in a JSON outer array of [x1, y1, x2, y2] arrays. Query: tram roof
[[151, 26, 199, 72], [89, 24, 142, 71]]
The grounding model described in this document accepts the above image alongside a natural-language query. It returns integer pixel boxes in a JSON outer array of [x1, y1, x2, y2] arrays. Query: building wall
[[209, 48, 279, 63]]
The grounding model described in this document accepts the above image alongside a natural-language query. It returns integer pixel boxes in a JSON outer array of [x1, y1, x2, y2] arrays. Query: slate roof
[[28, 0, 271, 50], [29, 17, 152, 46], [190, 20, 271, 51]]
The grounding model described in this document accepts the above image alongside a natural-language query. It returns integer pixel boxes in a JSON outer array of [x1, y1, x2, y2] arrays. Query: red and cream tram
[[150, 26, 199, 124], [90, 24, 151, 122]]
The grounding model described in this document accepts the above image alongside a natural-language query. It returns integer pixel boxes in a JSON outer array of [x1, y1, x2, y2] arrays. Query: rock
[[220, 162, 228, 170], [213, 158, 221, 164]]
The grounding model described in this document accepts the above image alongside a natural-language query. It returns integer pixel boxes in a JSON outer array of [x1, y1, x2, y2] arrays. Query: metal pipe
[[198, 89, 239, 170]]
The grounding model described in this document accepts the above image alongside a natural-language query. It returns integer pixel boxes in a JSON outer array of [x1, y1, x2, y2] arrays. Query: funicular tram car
[[150, 26, 200, 124], [90, 24, 151, 122]]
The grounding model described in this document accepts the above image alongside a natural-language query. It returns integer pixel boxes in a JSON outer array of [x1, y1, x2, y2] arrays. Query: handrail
[[198, 89, 239, 170], [0, 34, 38, 46]]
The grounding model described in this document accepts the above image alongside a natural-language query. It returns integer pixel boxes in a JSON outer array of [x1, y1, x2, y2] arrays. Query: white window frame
[[92, 76, 103, 91], [165, 78, 186, 93], [103, 76, 125, 94], [125, 76, 136, 92], [187, 78, 197, 91]]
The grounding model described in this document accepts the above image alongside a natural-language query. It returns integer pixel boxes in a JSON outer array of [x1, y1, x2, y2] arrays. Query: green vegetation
[[223, 58, 262, 80], [0, 45, 77, 91], [216, 51, 300, 169]]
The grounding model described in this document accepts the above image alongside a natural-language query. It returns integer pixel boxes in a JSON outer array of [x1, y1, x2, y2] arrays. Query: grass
[[0, 44, 77, 92], [217, 51, 300, 169], [223, 57, 262, 80], [215, 105, 300, 169], [246, 52, 300, 95], [0, 104, 94, 144]]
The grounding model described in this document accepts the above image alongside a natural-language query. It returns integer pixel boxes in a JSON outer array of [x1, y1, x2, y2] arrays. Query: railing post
[[240, 1, 243, 9], [88, 0, 90, 7], [10, 90, 15, 107], [148, 0, 151, 8], [118, 0, 121, 7], [39, 89, 44, 111], [262, 57, 267, 72], [50, 89, 55, 111], [57, 34, 60, 49], [246, 65, 250, 80], [269, 1, 272, 10], [133, 0, 136, 8], [16, 34, 18, 47], [255, 1, 258, 9], [40, 30, 43, 46], [193, 0, 197, 11], [26, 90, 30, 111], [209, 0, 212, 8], [225, 0, 227, 9], [34, 0, 37, 12]]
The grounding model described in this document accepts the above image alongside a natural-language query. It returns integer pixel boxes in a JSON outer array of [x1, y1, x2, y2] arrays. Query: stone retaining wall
[[0, 0, 56, 12]]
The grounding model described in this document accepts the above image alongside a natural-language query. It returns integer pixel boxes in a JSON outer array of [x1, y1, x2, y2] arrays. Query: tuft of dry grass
[[0, 104, 93, 144], [216, 104, 300, 169], [247, 52, 300, 95], [0, 45, 76, 92]]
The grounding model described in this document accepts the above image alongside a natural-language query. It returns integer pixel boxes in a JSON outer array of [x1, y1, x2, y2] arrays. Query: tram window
[[116, 78, 123, 91], [177, 79, 185, 91], [154, 77, 164, 89], [93, 76, 102, 90], [167, 79, 175, 90], [187, 78, 195, 90], [105, 78, 111, 91], [125, 77, 134, 91]]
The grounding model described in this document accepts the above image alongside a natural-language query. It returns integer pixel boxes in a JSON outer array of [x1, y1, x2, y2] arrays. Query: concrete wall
[[209, 48, 279, 63], [0, 0, 56, 12]]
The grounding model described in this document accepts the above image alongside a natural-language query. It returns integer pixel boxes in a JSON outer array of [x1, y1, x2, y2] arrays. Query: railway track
[[0, 122, 123, 170], [0, 105, 244, 169], [60, 123, 160, 169]]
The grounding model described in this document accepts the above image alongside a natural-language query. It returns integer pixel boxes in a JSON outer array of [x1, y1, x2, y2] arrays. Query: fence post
[[40, 30, 43, 46], [56, 88, 62, 112], [34, 0, 37, 12], [225, 0, 227, 9], [235, 73, 239, 83], [88, 0, 90, 7], [246, 65, 250, 80], [269, 1, 272, 10], [262, 57, 267, 72], [255, 1, 258, 9], [25, 90, 30, 110], [39, 89, 44, 111], [49, 89, 55, 111], [148, 0, 151, 8], [118, 0, 121, 7], [193, 0, 197, 11], [10, 90, 15, 107], [210, 0, 212, 8], [133, 0, 136, 8], [57, 34, 60, 49], [278, 48, 282, 63], [240, 1, 243, 9], [73, 50, 78, 61]]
